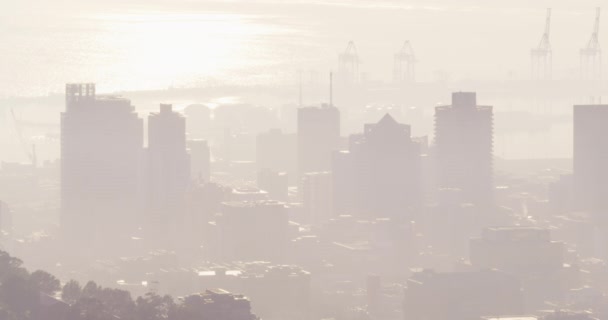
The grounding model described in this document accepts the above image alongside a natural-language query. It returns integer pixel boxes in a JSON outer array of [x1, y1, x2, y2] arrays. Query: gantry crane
[[531, 8, 552, 80], [581, 8, 601, 80], [338, 41, 360, 84], [393, 41, 416, 83]]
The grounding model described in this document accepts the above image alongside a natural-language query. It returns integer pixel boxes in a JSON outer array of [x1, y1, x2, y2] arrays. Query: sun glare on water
[[89, 12, 286, 92]]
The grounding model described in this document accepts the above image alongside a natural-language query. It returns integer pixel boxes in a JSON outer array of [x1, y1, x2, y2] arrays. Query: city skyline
[[1, 2, 608, 320]]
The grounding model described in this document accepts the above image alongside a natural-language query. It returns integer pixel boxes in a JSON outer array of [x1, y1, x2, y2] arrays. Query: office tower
[[188, 139, 211, 182], [297, 104, 340, 177], [256, 129, 297, 183], [302, 171, 333, 225], [403, 270, 523, 320], [573, 104, 608, 212], [146, 104, 190, 240], [257, 169, 288, 201], [61, 83, 143, 249], [218, 200, 288, 262], [434, 92, 493, 206], [333, 114, 421, 219]]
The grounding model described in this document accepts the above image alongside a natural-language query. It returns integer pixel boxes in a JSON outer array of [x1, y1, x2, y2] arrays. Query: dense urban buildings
[[31, 83, 602, 320], [6, 2, 608, 320]]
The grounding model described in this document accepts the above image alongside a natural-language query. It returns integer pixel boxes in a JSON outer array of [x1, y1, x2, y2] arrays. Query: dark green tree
[[97, 287, 135, 319], [62, 280, 83, 305], [135, 293, 176, 320], [66, 296, 114, 320], [82, 281, 101, 298], [0, 273, 37, 317], [29, 270, 61, 295]]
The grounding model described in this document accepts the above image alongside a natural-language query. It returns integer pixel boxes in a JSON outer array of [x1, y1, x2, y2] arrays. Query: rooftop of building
[[435, 91, 492, 111]]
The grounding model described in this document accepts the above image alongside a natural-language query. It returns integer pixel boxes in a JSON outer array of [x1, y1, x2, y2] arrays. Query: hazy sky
[[1, 0, 606, 96]]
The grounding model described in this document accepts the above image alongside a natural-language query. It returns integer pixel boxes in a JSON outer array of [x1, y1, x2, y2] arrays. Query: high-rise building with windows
[[145, 104, 190, 241], [332, 114, 421, 219], [573, 104, 608, 213], [434, 92, 493, 206], [61, 83, 143, 250]]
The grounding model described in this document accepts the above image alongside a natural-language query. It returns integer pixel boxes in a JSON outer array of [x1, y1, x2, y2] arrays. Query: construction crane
[[10, 108, 36, 167], [338, 41, 360, 84], [580, 7, 601, 80], [531, 8, 552, 80], [393, 41, 416, 83]]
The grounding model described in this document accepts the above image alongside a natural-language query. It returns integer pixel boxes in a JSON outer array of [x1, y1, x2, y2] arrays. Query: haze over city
[[0, 1, 607, 320]]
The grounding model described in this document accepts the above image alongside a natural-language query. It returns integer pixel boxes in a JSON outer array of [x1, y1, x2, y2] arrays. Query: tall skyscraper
[[61, 83, 143, 249], [434, 92, 493, 206], [146, 104, 190, 240], [332, 114, 421, 219], [573, 104, 608, 213], [297, 104, 340, 178]]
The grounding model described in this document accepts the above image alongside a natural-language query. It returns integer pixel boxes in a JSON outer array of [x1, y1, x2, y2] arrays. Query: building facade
[[434, 92, 493, 206]]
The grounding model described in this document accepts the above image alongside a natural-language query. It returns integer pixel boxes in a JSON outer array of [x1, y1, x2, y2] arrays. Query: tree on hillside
[[29, 270, 61, 295]]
